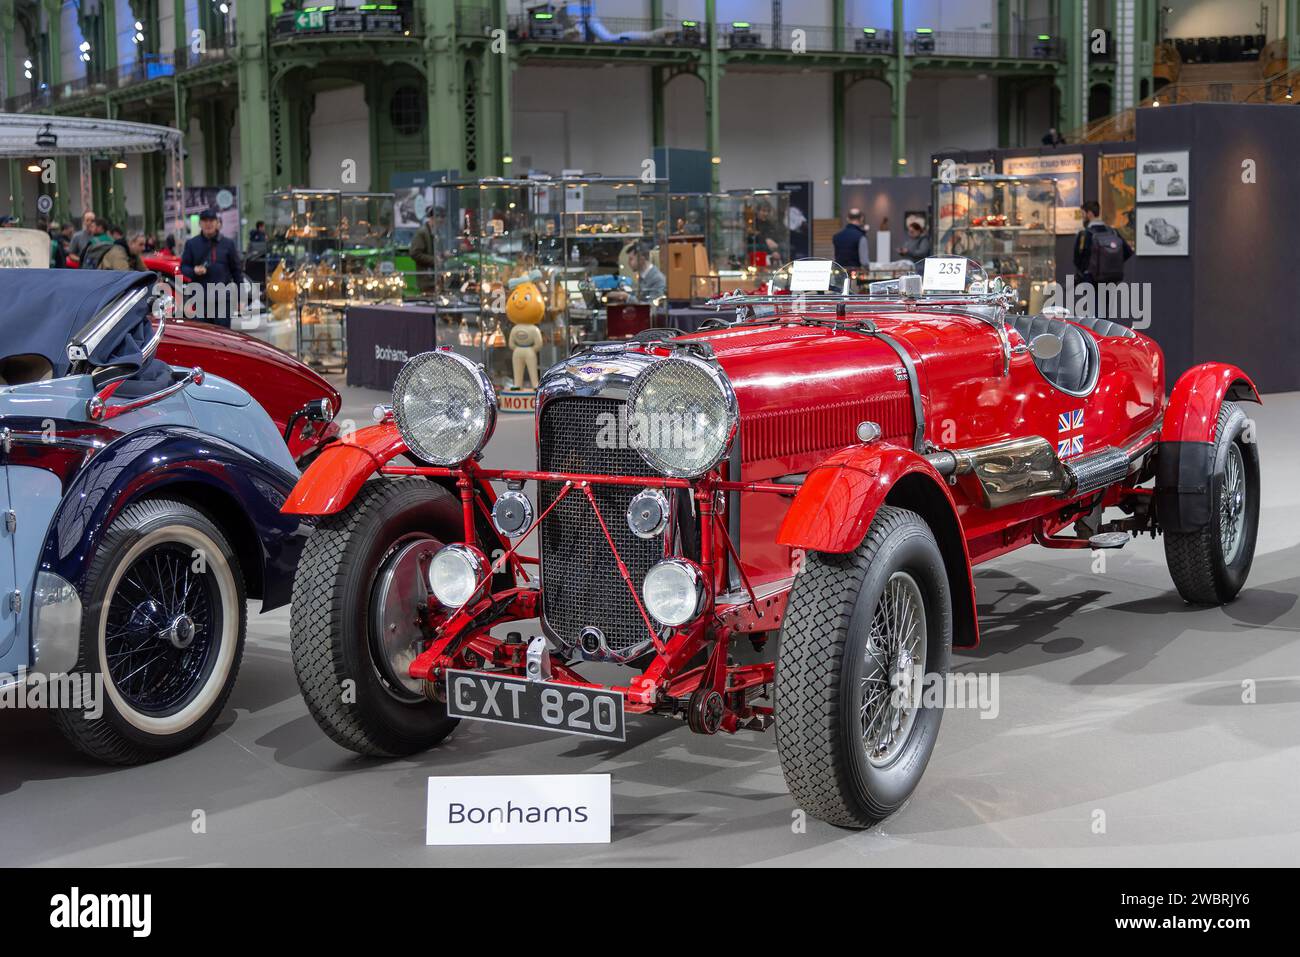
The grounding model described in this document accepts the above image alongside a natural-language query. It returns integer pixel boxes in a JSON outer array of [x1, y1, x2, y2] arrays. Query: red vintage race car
[[281, 258, 1260, 828], [157, 319, 342, 463]]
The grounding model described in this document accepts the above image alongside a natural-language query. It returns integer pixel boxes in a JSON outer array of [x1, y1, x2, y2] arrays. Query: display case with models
[[668, 189, 790, 301], [267, 188, 343, 261], [339, 192, 403, 306], [932, 174, 1057, 313], [539, 176, 669, 348], [429, 178, 567, 405], [341, 192, 395, 250]]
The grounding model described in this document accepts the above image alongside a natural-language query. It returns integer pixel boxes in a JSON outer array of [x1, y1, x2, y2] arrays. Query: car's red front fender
[[778, 443, 979, 648], [778, 445, 951, 552], [283, 422, 408, 516], [1162, 363, 1261, 443]]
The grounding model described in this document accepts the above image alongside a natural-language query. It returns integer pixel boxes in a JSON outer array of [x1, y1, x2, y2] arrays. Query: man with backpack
[[77, 218, 115, 269], [1074, 200, 1131, 285]]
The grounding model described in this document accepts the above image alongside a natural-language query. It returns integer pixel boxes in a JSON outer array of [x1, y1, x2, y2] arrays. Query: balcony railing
[[3, 44, 234, 112], [907, 26, 1061, 60], [480, 10, 1058, 61]]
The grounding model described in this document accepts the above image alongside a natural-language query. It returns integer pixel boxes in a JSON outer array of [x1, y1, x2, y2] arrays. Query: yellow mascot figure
[[505, 276, 546, 390], [266, 260, 297, 323]]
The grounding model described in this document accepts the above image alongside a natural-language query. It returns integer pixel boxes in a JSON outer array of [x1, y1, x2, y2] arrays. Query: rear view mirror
[[1029, 333, 1063, 360]]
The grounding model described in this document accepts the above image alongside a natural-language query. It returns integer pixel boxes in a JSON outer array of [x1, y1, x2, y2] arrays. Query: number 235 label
[[922, 256, 968, 292]]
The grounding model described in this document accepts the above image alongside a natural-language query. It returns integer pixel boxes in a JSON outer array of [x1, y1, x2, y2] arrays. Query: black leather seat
[[1009, 314, 1099, 395], [1068, 314, 1135, 339]]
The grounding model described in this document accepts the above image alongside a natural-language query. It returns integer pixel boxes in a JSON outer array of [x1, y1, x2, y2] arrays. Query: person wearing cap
[[180, 209, 244, 327]]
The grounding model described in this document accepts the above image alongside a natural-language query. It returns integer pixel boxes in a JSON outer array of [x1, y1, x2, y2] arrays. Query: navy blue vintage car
[[0, 270, 321, 763]]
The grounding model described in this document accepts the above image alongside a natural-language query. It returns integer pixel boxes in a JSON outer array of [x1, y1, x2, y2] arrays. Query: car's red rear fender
[[1162, 363, 1261, 443]]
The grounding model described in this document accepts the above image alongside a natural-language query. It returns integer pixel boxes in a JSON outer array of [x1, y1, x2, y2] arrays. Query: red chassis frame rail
[[381, 460, 796, 730]]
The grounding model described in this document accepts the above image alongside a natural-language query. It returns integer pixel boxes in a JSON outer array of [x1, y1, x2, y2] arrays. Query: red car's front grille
[[537, 397, 661, 656]]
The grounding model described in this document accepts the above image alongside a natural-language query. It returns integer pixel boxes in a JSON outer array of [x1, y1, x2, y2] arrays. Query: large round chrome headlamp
[[626, 355, 738, 478], [393, 350, 496, 466]]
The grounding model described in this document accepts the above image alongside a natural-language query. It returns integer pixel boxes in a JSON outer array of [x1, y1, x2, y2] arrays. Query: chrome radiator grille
[[538, 397, 661, 655]]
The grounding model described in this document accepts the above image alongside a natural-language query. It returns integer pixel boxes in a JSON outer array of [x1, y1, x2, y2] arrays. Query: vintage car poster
[[1002, 153, 1085, 234], [1137, 150, 1190, 202], [1136, 204, 1189, 256], [1099, 153, 1137, 245]]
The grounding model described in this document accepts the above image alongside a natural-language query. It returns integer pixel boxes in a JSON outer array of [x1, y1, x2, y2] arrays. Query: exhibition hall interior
[[1, 0, 1298, 875]]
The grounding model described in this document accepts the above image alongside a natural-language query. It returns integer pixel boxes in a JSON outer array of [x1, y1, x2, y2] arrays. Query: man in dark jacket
[[1073, 201, 1132, 283], [1073, 200, 1133, 321], [831, 208, 870, 270], [407, 207, 442, 295], [181, 209, 244, 326]]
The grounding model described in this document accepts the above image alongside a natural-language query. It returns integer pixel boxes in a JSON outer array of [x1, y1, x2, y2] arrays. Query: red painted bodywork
[[157, 320, 341, 462], [143, 251, 182, 277], [1161, 362, 1261, 444], [281, 303, 1252, 731], [282, 422, 407, 514]]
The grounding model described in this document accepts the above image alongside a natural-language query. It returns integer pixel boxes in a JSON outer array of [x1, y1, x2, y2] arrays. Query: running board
[[1035, 528, 1131, 550]]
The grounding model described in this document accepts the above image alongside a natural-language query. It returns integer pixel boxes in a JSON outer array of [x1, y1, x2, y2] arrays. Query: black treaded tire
[[1164, 401, 1259, 604], [775, 505, 952, 829], [290, 477, 461, 757], [52, 499, 246, 765]]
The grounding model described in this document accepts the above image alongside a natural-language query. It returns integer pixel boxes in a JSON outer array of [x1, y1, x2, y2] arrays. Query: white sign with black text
[[922, 256, 968, 292], [426, 774, 612, 846]]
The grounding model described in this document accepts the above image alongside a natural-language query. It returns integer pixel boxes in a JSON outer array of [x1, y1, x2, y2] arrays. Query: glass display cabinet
[[426, 178, 566, 398], [341, 192, 395, 250], [267, 188, 342, 261], [932, 174, 1057, 313], [668, 190, 790, 302], [339, 192, 402, 306], [538, 176, 669, 348]]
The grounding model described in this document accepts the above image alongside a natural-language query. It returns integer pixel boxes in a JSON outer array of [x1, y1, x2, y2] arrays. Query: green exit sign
[[295, 10, 326, 30]]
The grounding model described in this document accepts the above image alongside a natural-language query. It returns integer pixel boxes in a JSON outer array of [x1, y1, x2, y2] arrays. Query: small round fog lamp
[[642, 558, 706, 628], [428, 544, 488, 608]]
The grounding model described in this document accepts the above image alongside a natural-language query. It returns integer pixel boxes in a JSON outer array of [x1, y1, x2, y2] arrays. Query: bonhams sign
[[0, 228, 51, 269]]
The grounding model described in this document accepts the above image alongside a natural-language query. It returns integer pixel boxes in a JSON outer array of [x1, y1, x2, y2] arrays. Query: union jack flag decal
[[1058, 434, 1085, 457], [1058, 409, 1085, 433], [1057, 408, 1085, 457]]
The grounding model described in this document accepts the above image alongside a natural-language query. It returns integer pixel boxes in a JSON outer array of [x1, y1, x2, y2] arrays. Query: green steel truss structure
[[3, 0, 1194, 233]]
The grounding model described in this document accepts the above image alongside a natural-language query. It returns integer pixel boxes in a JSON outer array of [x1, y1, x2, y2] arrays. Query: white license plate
[[445, 670, 626, 741]]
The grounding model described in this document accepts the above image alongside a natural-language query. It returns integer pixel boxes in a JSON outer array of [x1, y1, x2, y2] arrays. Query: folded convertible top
[[0, 268, 157, 378]]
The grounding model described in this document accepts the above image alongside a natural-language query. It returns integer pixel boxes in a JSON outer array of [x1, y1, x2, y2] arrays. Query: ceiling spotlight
[[114, 159, 128, 169], [1286, 87, 1294, 100], [27, 163, 42, 174], [1152, 98, 1160, 107]]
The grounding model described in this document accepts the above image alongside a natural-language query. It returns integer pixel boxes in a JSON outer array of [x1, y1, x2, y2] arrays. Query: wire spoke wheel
[[104, 542, 220, 716], [1219, 442, 1246, 564], [861, 571, 927, 767]]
